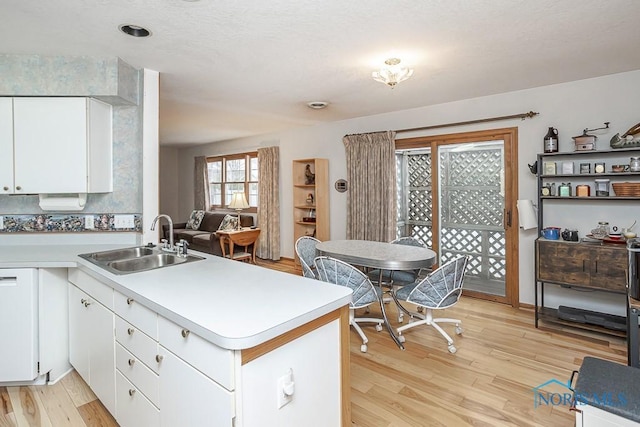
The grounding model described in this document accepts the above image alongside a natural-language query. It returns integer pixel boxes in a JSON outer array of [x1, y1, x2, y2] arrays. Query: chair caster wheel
[[417, 306, 424, 313], [375, 324, 383, 332], [398, 314, 404, 323], [364, 307, 370, 314], [448, 345, 457, 354], [360, 344, 368, 353], [455, 326, 463, 335], [398, 335, 406, 343]]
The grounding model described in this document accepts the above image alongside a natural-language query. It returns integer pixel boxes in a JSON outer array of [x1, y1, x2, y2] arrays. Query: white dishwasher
[[0, 268, 38, 382]]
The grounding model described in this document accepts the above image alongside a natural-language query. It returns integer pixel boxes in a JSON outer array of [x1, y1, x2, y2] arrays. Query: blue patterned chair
[[314, 256, 384, 353], [295, 236, 320, 279], [395, 255, 469, 353]]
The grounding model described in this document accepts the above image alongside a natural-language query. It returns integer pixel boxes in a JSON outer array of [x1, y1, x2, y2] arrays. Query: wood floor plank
[[33, 382, 84, 427], [7, 386, 52, 427], [60, 371, 96, 408], [0, 387, 17, 427], [76, 400, 117, 427]]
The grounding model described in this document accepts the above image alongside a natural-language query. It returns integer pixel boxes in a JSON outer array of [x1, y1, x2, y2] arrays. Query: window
[[206, 152, 258, 211]]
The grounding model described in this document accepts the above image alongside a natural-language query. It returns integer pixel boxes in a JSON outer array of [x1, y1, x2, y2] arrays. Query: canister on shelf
[[576, 184, 590, 197], [558, 182, 572, 197], [594, 179, 610, 197]]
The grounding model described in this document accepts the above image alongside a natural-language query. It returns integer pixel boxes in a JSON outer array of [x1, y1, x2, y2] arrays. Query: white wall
[[159, 146, 181, 221], [168, 70, 640, 308]]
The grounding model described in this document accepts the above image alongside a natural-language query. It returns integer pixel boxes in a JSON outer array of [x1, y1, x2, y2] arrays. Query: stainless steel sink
[[86, 246, 155, 262], [79, 246, 204, 275]]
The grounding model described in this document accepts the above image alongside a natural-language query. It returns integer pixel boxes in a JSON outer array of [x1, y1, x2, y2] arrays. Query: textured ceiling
[[2, 0, 640, 147]]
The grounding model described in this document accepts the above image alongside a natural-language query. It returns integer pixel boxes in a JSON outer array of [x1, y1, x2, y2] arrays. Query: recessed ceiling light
[[119, 24, 151, 38], [307, 101, 329, 109]]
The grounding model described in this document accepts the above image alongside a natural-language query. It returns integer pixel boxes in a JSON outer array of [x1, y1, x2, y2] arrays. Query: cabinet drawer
[[115, 316, 160, 373], [158, 316, 234, 390], [116, 343, 159, 407], [159, 347, 234, 427], [116, 370, 159, 427], [68, 268, 113, 309], [114, 291, 158, 339]]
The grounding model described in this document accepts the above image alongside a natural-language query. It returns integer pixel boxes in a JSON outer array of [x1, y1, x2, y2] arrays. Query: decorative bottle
[[543, 127, 559, 153]]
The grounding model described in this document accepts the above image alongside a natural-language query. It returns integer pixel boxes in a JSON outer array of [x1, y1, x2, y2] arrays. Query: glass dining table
[[315, 239, 436, 349]]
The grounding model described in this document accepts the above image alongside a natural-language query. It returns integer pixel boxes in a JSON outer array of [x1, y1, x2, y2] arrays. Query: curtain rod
[[344, 110, 539, 137], [395, 110, 539, 134]]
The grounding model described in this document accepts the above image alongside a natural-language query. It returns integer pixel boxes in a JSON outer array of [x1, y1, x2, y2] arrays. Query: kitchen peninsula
[[0, 244, 352, 427]]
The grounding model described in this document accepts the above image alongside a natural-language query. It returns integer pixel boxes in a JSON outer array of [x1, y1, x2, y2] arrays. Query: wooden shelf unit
[[534, 147, 640, 338], [293, 159, 329, 264]]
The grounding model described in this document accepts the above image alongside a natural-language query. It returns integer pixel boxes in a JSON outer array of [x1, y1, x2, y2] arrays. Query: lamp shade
[[228, 192, 250, 210]]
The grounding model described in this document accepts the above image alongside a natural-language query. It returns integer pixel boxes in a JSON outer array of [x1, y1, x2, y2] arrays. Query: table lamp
[[228, 192, 250, 230]]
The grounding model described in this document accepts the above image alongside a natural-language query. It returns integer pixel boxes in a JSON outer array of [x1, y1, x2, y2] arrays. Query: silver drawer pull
[[126, 297, 134, 305], [15, 186, 21, 191], [127, 328, 135, 335], [2, 186, 8, 191], [128, 389, 136, 396], [155, 354, 163, 363], [128, 358, 135, 366], [181, 329, 190, 338]]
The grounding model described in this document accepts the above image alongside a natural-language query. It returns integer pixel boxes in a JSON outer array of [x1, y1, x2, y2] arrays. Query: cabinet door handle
[[80, 298, 87, 305], [126, 297, 134, 305], [181, 329, 190, 338], [15, 186, 21, 191], [128, 389, 136, 396], [127, 328, 135, 336], [155, 354, 163, 363], [2, 186, 8, 191], [128, 358, 135, 366], [582, 260, 586, 272], [594, 261, 598, 273]]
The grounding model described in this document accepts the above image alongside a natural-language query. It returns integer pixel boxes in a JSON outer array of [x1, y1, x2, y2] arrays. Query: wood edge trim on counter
[[339, 304, 351, 427], [240, 306, 347, 365]]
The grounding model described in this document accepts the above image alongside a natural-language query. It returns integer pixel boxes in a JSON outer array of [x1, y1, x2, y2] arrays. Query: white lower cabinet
[[576, 404, 639, 427], [68, 279, 115, 415], [68, 271, 345, 427], [159, 346, 234, 427]]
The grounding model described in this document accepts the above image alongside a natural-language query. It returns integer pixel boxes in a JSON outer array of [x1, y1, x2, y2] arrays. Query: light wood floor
[[1, 258, 626, 426]]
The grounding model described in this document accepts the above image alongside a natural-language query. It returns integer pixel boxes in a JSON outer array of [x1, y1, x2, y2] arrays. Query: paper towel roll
[[39, 193, 87, 211], [517, 199, 537, 230]]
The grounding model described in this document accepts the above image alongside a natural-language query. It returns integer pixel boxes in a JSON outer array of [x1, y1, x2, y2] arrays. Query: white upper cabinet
[[4, 97, 112, 194], [0, 98, 14, 194]]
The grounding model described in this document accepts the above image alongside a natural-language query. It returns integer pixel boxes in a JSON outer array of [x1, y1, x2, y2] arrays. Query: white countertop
[[0, 244, 352, 350]]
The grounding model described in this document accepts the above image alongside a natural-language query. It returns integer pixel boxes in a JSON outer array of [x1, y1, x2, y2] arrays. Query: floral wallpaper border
[[0, 214, 142, 233]]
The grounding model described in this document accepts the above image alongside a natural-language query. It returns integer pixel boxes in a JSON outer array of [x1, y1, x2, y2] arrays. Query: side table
[[215, 228, 261, 263]]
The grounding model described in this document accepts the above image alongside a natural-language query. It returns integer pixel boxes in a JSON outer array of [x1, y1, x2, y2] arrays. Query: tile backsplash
[[0, 213, 142, 233]]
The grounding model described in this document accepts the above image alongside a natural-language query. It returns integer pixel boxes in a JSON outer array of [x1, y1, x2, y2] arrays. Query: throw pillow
[[185, 210, 205, 230], [218, 214, 239, 231]]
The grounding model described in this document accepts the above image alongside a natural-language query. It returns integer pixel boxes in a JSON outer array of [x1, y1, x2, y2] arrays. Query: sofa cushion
[[174, 229, 209, 243], [186, 210, 206, 230], [218, 214, 239, 231], [199, 212, 227, 231]]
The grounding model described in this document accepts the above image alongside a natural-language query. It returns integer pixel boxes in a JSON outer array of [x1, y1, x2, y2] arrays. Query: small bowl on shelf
[[608, 233, 623, 241], [624, 231, 637, 239]]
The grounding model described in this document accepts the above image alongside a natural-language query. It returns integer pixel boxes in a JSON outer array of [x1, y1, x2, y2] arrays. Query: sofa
[[162, 211, 255, 256]]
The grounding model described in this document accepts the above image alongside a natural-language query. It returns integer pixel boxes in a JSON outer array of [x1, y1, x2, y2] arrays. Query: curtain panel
[[343, 131, 397, 242], [194, 156, 210, 210], [257, 146, 280, 260]]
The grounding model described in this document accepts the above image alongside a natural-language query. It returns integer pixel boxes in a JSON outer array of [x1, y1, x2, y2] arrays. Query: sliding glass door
[[396, 128, 519, 306]]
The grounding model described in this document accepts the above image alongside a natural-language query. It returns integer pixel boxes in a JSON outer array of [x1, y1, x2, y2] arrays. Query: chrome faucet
[[151, 214, 175, 252]]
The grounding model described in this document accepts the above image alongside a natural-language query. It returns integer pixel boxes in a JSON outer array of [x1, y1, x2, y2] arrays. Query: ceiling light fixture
[[372, 58, 414, 88], [307, 101, 329, 109], [119, 24, 151, 38]]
